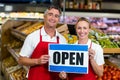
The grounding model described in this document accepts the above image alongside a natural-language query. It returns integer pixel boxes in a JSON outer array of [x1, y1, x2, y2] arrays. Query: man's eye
[[55, 15, 60, 18], [47, 13, 60, 18]]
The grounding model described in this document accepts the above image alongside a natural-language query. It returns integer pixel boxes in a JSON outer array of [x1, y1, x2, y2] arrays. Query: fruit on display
[[63, 34, 78, 44], [2, 56, 18, 68], [89, 29, 119, 48], [11, 68, 27, 80], [14, 21, 68, 36], [21, 22, 44, 35], [63, 28, 120, 48], [96, 65, 120, 80], [16, 22, 33, 30], [7, 39, 23, 48]]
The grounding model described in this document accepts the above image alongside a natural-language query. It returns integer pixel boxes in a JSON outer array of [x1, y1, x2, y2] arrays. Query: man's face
[[44, 8, 60, 28]]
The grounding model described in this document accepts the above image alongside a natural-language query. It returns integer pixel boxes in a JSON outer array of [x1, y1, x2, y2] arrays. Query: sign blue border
[[49, 65, 87, 74], [49, 44, 88, 51]]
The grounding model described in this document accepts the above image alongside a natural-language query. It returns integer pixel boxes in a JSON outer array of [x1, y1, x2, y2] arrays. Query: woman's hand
[[89, 48, 95, 61], [59, 71, 67, 80]]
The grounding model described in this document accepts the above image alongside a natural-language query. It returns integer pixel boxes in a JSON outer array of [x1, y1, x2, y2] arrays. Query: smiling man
[[18, 5, 67, 80]]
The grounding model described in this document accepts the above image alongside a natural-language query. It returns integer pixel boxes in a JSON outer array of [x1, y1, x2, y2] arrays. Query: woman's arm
[[90, 59, 104, 77], [89, 48, 104, 77]]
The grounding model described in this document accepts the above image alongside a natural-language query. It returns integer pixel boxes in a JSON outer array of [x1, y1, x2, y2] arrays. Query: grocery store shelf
[[7, 46, 19, 61], [11, 28, 27, 41], [105, 59, 119, 68], [65, 8, 120, 13], [10, 17, 44, 21], [104, 48, 120, 54], [11, 28, 120, 54], [6, 46, 29, 72], [64, 11, 120, 18], [23, 66, 29, 72]]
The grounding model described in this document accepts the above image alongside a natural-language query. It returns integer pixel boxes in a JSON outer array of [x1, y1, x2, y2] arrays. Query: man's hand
[[36, 55, 50, 65]]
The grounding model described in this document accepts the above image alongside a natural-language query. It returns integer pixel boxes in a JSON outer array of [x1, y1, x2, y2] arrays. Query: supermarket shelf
[[11, 18, 44, 22], [23, 66, 29, 72], [105, 59, 119, 68], [104, 48, 120, 54], [7, 46, 19, 61], [11, 28, 27, 41], [10, 30, 120, 54], [7, 46, 29, 72], [9, 74, 14, 80]]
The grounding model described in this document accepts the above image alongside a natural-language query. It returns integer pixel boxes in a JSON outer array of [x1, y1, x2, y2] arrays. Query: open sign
[[48, 44, 89, 74]]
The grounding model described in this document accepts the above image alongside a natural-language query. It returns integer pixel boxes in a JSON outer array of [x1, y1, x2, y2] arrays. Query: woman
[[59, 17, 104, 80]]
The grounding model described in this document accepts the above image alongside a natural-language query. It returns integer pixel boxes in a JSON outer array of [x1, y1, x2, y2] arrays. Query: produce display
[[10, 19, 119, 48], [96, 65, 120, 80], [1, 56, 18, 80], [12, 21, 69, 36], [20, 21, 44, 35], [63, 28, 120, 48], [10, 68, 27, 80], [63, 34, 77, 44], [89, 29, 119, 48], [7, 39, 23, 48], [2, 56, 17, 68], [16, 21, 33, 30]]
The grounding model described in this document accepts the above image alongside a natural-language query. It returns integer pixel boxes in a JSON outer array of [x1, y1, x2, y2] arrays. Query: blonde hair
[[75, 17, 91, 28]]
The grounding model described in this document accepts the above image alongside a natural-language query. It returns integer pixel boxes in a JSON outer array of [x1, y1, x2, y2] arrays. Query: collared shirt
[[75, 39, 104, 65], [20, 26, 67, 57]]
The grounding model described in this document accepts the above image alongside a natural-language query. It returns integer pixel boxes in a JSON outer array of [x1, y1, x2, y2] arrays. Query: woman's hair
[[75, 17, 91, 28], [44, 5, 61, 15]]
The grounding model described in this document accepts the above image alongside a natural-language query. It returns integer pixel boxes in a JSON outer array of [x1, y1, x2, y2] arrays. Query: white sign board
[[48, 44, 88, 74]]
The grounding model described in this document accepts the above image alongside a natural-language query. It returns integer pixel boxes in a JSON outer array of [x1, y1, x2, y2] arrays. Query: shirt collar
[[75, 39, 92, 48], [41, 26, 59, 37]]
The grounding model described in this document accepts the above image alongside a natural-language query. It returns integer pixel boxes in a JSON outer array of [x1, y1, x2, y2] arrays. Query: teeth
[[50, 20, 54, 23], [80, 34, 84, 36]]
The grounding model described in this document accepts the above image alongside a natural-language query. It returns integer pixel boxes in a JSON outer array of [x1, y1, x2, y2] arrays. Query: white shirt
[[20, 27, 67, 57], [75, 39, 104, 65]]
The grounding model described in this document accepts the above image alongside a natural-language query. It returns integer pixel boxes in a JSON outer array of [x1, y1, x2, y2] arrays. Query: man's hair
[[44, 5, 61, 15]]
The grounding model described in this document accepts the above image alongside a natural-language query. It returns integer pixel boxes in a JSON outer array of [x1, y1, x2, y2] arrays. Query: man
[[18, 5, 67, 80]]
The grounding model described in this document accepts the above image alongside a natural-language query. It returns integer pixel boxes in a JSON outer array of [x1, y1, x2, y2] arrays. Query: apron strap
[[40, 29, 42, 42], [57, 36, 59, 43], [89, 41, 92, 49]]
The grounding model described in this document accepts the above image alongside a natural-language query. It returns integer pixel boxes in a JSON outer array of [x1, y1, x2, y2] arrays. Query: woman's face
[[76, 20, 90, 40], [44, 8, 60, 28]]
